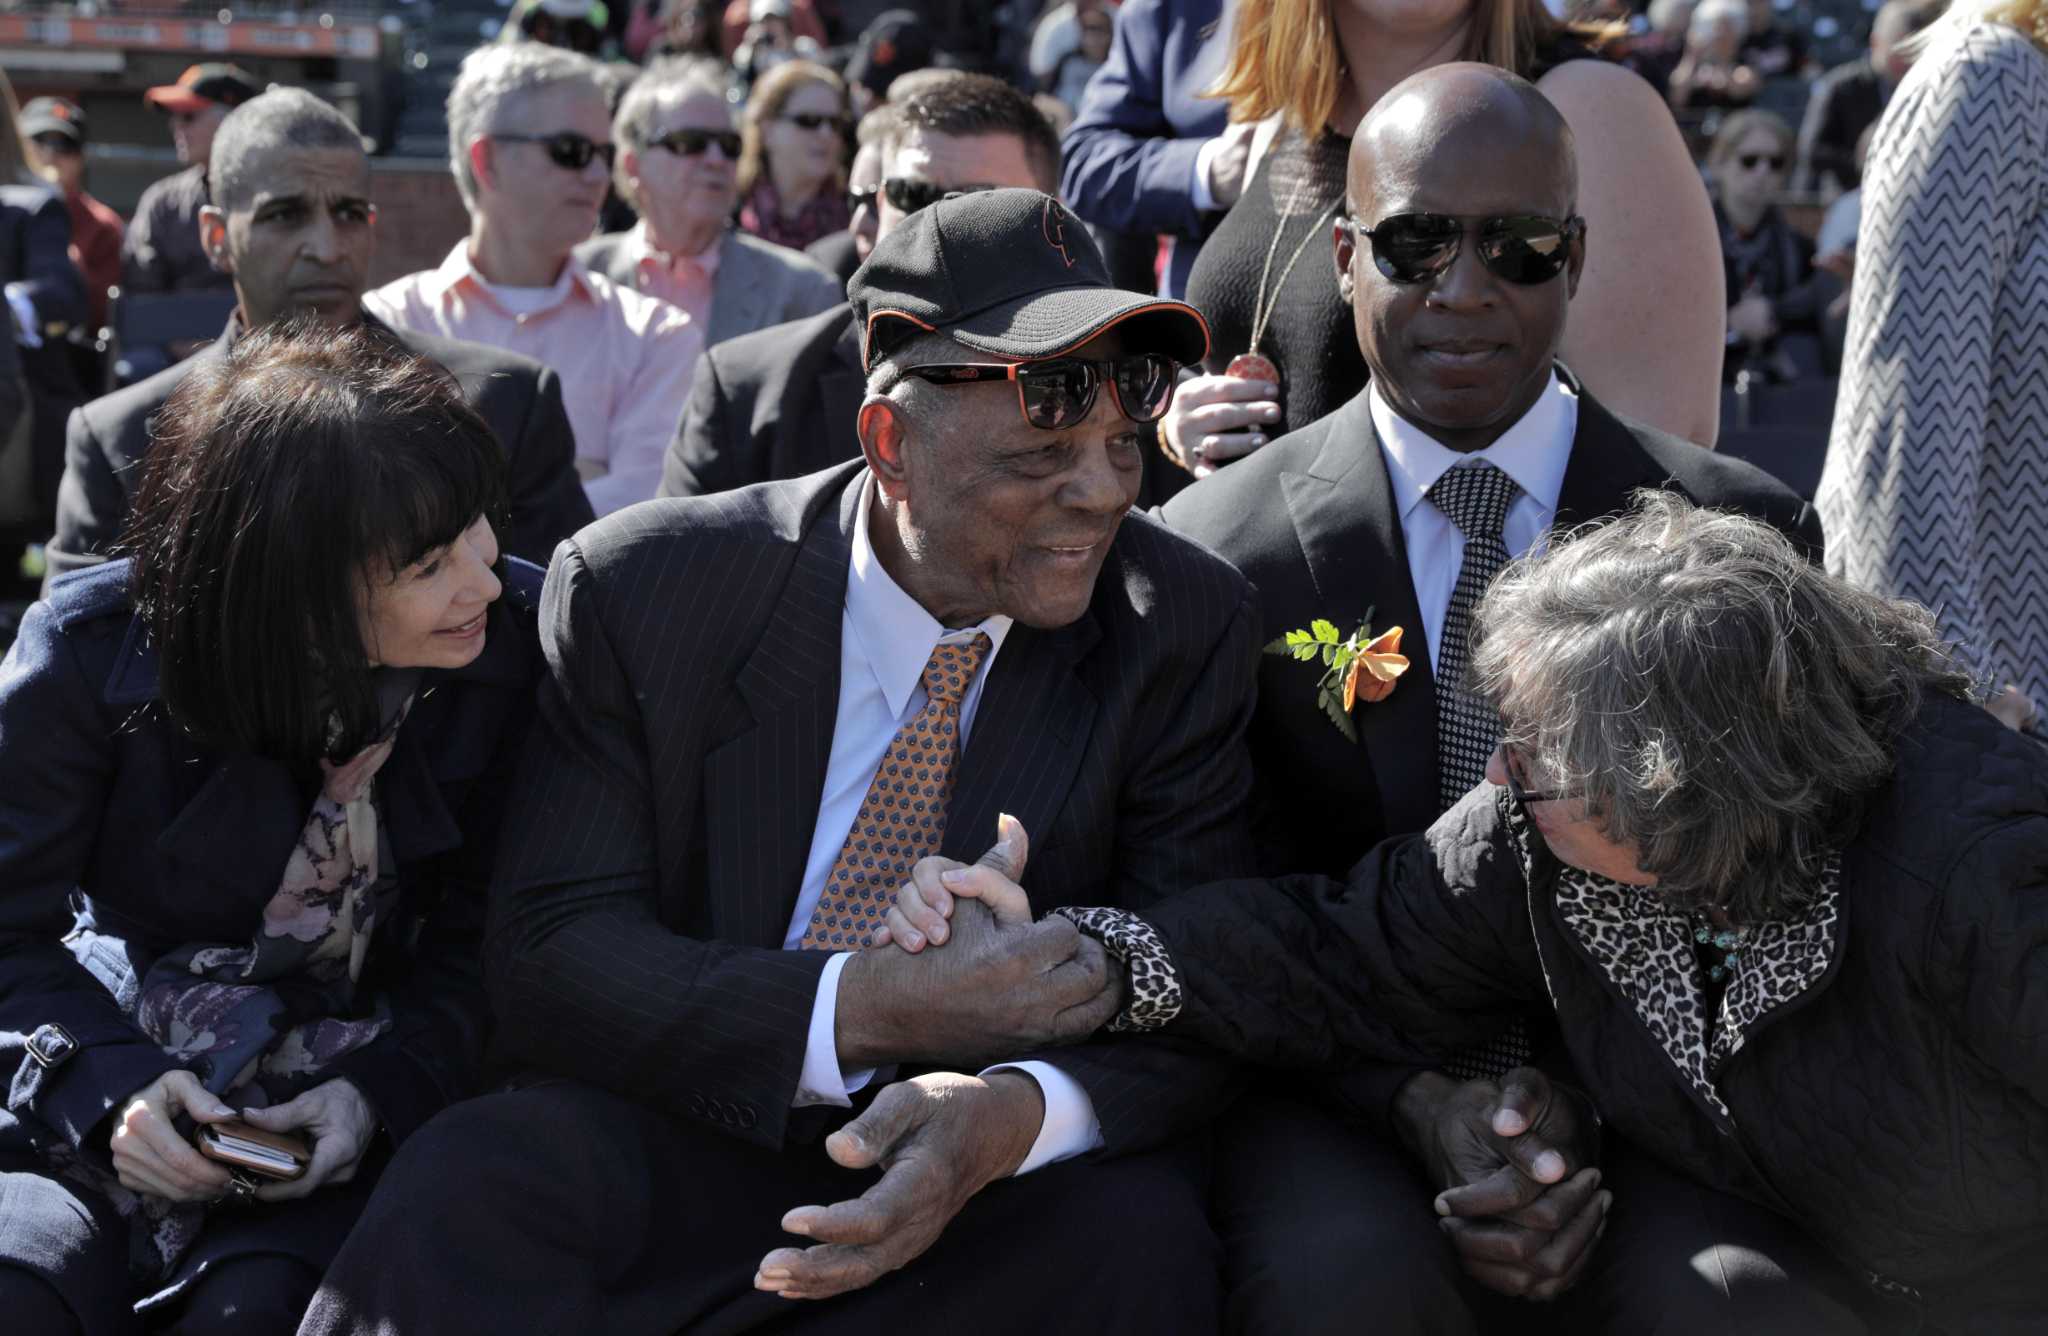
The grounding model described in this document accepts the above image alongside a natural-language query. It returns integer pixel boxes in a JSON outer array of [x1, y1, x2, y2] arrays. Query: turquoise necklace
[[1691, 914, 1751, 984]]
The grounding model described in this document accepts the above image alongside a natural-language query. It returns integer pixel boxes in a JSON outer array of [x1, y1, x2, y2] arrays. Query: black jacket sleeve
[[501, 364, 593, 565]]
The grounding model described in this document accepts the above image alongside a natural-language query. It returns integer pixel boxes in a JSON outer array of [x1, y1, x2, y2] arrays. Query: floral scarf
[[54, 676, 418, 1279]]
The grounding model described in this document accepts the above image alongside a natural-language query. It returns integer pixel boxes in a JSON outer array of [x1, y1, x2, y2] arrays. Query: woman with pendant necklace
[[1167, 0, 1726, 478]]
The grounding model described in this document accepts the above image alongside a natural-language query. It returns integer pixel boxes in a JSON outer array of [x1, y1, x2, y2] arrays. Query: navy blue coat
[[1059, 0, 1230, 300], [0, 558, 544, 1161]]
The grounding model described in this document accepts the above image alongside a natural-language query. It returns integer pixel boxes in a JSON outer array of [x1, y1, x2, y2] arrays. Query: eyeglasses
[[1346, 212, 1583, 287], [492, 132, 615, 171], [650, 128, 741, 160], [846, 183, 880, 215], [781, 111, 849, 134], [1737, 153, 1787, 172], [902, 353, 1182, 431], [882, 177, 996, 217], [1500, 745, 1563, 806]]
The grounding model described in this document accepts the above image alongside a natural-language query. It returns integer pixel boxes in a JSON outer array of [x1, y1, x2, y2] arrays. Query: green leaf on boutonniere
[[1263, 605, 1404, 740], [1319, 686, 1360, 742]]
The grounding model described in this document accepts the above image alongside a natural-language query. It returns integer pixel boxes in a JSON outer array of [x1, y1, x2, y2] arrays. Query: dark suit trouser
[[1212, 1093, 1878, 1336], [297, 1079, 1221, 1336]]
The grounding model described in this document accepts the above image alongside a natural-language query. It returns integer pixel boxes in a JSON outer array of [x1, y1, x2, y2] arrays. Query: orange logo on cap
[[1043, 198, 1076, 269]]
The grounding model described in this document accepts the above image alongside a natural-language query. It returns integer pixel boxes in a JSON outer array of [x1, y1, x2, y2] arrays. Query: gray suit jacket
[[573, 226, 843, 350]]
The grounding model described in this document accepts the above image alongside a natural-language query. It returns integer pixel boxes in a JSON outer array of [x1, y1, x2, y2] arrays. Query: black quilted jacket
[[1146, 694, 2048, 1330]]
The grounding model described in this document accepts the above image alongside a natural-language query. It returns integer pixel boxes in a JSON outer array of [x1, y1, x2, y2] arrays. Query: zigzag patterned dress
[[1819, 21, 2048, 713]]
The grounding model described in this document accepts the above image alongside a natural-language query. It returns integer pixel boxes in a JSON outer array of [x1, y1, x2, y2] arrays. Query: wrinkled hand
[[1159, 372, 1283, 477], [110, 1069, 237, 1203], [835, 817, 1119, 1069], [237, 1078, 379, 1202], [1398, 1068, 1610, 1301], [1204, 120, 1259, 211], [755, 1070, 1045, 1300]]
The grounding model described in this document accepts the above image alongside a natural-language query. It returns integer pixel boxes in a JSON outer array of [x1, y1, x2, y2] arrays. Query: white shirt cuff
[[981, 1060, 1103, 1176], [1191, 136, 1225, 214], [794, 951, 879, 1108], [5, 285, 43, 348]]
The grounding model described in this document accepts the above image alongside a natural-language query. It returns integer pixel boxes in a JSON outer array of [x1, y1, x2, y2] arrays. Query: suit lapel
[[943, 614, 1100, 868], [1552, 377, 1672, 532], [702, 475, 858, 946], [1279, 392, 1442, 831], [708, 235, 768, 349]]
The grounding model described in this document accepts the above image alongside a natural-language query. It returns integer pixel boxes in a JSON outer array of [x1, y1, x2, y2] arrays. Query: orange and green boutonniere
[[1264, 616, 1411, 742]]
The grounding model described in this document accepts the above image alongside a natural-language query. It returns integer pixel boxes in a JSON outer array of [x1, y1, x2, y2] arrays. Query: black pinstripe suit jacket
[[487, 460, 1262, 1152]]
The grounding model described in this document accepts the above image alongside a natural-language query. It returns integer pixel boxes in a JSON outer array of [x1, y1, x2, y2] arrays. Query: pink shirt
[[628, 222, 721, 334], [366, 245, 703, 516]]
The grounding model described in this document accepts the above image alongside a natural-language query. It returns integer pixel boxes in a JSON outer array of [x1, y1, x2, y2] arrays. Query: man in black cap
[[122, 63, 260, 303], [297, 187, 1256, 1336], [21, 98, 123, 332]]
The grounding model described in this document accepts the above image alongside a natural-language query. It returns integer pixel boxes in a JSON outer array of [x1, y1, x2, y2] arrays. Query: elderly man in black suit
[[47, 88, 592, 584], [296, 188, 1258, 1335], [1157, 64, 1823, 1333], [660, 73, 1059, 499]]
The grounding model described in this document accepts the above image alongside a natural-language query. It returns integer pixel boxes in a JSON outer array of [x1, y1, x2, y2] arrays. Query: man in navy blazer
[[300, 190, 1260, 1334], [1060, 0, 1232, 300]]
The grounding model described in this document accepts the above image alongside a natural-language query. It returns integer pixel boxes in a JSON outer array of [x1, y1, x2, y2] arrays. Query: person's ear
[[198, 205, 232, 275], [468, 137, 496, 195], [859, 396, 914, 501], [1333, 218, 1357, 305], [619, 145, 643, 198], [1565, 218, 1588, 300]]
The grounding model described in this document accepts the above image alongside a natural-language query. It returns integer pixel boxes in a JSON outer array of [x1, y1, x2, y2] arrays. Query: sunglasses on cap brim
[[1348, 213, 1583, 287]]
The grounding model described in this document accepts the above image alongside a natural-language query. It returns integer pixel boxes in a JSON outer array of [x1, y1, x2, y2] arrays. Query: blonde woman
[[1819, 0, 2048, 737], [735, 59, 850, 251], [1165, 0, 1727, 476]]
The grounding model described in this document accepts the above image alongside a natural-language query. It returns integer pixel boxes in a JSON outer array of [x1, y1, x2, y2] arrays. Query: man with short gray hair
[[575, 57, 841, 350], [50, 86, 591, 581], [368, 42, 702, 515]]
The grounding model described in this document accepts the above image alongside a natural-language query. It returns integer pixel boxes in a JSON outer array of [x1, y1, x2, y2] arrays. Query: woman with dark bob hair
[[892, 493, 2048, 1331], [0, 321, 545, 1333]]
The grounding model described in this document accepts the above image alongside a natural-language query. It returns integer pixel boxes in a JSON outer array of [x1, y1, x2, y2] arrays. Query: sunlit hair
[[1470, 492, 1975, 922], [1209, 0, 1602, 135], [1932, 0, 2048, 49], [446, 41, 606, 210], [1706, 107, 1794, 171], [123, 320, 506, 765], [612, 56, 733, 210], [738, 59, 846, 197], [210, 88, 365, 213], [882, 72, 1062, 193]]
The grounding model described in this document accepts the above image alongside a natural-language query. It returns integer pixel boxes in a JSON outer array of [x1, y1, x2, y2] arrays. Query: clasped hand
[[835, 815, 1121, 1069], [111, 1069, 378, 1206]]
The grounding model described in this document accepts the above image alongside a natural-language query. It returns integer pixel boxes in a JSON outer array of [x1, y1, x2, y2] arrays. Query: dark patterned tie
[[1428, 462, 1531, 1080], [1428, 461, 1522, 811], [801, 633, 992, 950]]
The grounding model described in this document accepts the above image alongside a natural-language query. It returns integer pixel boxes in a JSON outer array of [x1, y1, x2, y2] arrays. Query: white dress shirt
[[1369, 373, 1579, 672], [790, 479, 1104, 1175]]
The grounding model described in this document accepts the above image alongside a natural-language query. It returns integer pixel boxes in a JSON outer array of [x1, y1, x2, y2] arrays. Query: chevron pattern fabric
[[1819, 22, 2048, 714]]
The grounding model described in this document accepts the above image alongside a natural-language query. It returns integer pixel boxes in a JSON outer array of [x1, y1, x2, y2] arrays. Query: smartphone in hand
[[195, 1118, 311, 1181]]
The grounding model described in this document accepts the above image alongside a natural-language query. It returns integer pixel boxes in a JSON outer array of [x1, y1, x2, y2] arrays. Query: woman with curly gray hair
[[891, 492, 2048, 1332]]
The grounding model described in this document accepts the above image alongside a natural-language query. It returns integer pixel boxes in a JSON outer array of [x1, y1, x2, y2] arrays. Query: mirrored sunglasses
[[1349, 213, 1583, 287], [650, 128, 741, 159], [903, 353, 1181, 431], [493, 131, 615, 171]]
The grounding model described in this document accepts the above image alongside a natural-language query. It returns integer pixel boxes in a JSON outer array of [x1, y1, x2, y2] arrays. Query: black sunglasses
[[882, 178, 996, 217], [650, 127, 741, 160], [846, 183, 880, 215], [903, 353, 1181, 431], [1348, 212, 1583, 287], [1737, 153, 1787, 172], [493, 132, 615, 171], [782, 111, 849, 134]]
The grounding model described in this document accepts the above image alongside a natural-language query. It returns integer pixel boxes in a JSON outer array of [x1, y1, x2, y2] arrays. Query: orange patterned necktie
[[800, 632, 993, 950]]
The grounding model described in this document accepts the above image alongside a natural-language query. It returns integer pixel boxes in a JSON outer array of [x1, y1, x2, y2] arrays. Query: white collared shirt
[[790, 478, 1102, 1175], [1369, 373, 1578, 671]]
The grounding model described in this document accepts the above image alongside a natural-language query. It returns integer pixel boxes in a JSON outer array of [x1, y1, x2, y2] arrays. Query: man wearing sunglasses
[[366, 42, 701, 516], [299, 187, 1255, 1334], [576, 56, 841, 351], [47, 88, 593, 586], [1160, 63, 1824, 1334], [662, 72, 1061, 499]]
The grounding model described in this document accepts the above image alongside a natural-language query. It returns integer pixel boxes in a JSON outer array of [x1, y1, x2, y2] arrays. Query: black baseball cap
[[850, 188, 1209, 373], [21, 97, 86, 144], [145, 64, 261, 114], [846, 10, 935, 101]]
